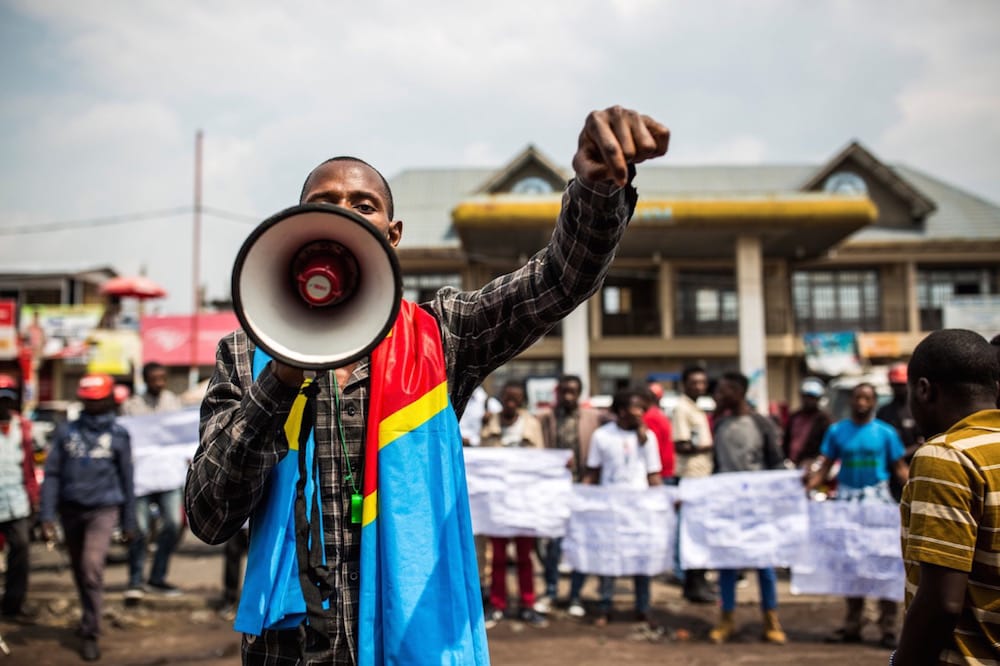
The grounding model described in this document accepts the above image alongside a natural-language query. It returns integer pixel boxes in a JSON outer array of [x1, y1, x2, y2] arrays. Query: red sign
[[141, 312, 240, 366], [0, 300, 17, 360]]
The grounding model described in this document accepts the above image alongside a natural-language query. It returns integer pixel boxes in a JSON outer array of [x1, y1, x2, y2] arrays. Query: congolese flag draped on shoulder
[[359, 300, 489, 665]]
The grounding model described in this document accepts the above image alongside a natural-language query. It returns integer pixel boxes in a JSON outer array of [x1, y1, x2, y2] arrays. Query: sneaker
[[146, 580, 182, 597], [483, 604, 504, 630], [533, 595, 553, 615], [567, 601, 586, 618], [518, 608, 549, 628], [123, 586, 146, 601], [80, 637, 101, 662]]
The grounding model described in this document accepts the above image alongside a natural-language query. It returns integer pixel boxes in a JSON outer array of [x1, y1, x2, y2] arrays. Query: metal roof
[[389, 158, 1000, 250]]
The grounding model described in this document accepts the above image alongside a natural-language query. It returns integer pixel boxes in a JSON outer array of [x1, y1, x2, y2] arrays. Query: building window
[[792, 270, 881, 333], [917, 267, 999, 331], [676, 272, 738, 336], [402, 273, 462, 304], [600, 272, 660, 337]]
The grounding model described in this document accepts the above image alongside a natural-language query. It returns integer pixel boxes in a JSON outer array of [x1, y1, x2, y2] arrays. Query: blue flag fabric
[[232, 349, 327, 635], [358, 300, 490, 665]]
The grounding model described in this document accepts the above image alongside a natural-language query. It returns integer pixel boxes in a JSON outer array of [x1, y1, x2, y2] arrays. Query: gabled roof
[[388, 145, 999, 251], [472, 145, 568, 195], [800, 141, 937, 221]]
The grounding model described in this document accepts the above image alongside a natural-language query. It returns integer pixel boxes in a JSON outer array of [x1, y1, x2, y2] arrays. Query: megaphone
[[231, 204, 402, 370]]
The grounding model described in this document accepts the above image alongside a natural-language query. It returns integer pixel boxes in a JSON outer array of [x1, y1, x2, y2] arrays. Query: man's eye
[[355, 204, 375, 214]]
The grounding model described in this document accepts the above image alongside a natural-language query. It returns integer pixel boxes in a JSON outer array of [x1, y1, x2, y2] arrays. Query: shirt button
[[347, 405, 357, 417], [348, 571, 359, 583]]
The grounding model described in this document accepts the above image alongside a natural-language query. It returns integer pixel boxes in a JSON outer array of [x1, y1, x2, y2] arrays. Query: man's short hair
[[557, 374, 582, 390], [610, 387, 644, 414], [720, 371, 748, 395], [142, 361, 166, 382], [852, 382, 876, 397], [682, 365, 707, 383], [299, 156, 395, 220], [909, 329, 1000, 401]]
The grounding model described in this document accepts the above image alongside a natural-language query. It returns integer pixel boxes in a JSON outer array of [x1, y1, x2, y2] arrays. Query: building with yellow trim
[[390, 141, 1000, 408]]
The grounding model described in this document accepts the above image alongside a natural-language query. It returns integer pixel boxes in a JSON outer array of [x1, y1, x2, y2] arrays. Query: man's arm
[[115, 429, 137, 536], [431, 108, 669, 414], [184, 332, 299, 544], [895, 563, 968, 665]]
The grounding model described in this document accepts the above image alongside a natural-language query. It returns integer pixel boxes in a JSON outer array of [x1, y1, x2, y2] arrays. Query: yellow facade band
[[452, 196, 877, 227]]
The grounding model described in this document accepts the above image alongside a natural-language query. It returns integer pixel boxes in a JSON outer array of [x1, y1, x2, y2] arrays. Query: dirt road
[[3, 537, 897, 665]]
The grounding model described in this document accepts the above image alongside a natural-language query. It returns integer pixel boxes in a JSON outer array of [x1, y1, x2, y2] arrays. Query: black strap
[[292, 381, 336, 658]]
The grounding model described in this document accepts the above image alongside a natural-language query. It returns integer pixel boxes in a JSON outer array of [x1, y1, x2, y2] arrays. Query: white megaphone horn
[[231, 204, 402, 369]]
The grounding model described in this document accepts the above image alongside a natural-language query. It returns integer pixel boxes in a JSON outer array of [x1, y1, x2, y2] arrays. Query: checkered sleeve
[[185, 330, 301, 545], [429, 174, 638, 416]]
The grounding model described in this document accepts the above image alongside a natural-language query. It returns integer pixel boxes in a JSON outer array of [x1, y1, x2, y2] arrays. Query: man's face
[[714, 378, 739, 410], [615, 396, 646, 431], [145, 368, 168, 397], [800, 394, 820, 411], [501, 386, 525, 417], [301, 160, 402, 247], [850, 385, 877, 420], [557, 381, 581, 411], [684, 372, 708, 399]]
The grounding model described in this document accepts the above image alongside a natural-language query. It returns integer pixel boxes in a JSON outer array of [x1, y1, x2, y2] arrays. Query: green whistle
[[351, 493, 363, 524]]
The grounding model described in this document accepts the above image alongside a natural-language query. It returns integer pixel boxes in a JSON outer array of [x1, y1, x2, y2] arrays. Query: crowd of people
[[461, 329, 1000, 665]]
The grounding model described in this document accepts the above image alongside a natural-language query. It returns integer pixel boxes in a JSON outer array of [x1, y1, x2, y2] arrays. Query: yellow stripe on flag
[[282, 378, 314, 452], [378, 381, 449, 449], [362, 490, 378, 527]]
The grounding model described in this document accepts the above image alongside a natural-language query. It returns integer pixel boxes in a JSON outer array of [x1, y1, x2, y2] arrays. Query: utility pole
[[190, 129, 203, 389]]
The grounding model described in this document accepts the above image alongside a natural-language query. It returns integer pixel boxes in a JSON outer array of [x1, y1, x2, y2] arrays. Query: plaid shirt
[[185, 175, 638, 665]]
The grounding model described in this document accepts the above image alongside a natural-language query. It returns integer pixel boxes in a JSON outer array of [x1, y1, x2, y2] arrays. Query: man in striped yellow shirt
[[898, 329, 1000, 665]]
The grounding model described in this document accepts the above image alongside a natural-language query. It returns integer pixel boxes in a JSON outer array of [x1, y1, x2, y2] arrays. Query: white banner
[[562, 484, 677, 576], [679, 469, 809, 569], [790, 500, 905, 602], [464, 448, 573, 538], [119, 407, 199, 497]]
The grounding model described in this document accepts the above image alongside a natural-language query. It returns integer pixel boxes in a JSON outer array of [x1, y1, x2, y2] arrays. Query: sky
[[2, 0, 999, 315]]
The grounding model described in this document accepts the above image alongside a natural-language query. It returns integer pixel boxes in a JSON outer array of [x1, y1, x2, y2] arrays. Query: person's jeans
[[598, 575, 650, 614], [0, 517, 31, 615], [541, 537, 562, 598], [128, 487, 183, 586], [488, 537, 536, 610], [718, 568, 778, 612], [568, 570, 587, 603], [61, 505, 118, 638]]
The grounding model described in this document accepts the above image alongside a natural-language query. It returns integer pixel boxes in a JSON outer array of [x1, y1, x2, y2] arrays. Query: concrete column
[[562, 300, 591, 397], [736, 235, 769, 414], [904, 261, 920, 333], [658, 260, 674, 339]]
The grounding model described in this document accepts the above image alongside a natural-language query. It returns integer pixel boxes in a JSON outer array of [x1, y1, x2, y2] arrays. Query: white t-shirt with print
[[586, 422, 661, 489]]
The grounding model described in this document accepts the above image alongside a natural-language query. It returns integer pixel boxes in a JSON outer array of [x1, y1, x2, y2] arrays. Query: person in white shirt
[[567, 387, 661, 626]]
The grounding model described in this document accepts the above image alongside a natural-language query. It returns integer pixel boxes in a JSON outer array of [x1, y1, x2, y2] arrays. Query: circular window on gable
[[823, 171, 868, 195], [511, 176, 554, 194]]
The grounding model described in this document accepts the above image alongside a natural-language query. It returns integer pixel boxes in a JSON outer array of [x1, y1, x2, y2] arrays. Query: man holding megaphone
[[185, 106, 669, 666]]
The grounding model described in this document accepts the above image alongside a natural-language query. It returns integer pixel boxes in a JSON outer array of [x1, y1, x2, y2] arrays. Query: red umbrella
[[99, 275, 168, 299]]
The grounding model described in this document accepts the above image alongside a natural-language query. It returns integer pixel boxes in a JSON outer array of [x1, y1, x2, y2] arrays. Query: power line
[[0, 205, 263, 236]]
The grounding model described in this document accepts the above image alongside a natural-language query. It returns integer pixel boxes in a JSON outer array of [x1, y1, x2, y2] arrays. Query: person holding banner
[[535, 374, 602, 614], [479, 379, 548, 628], [896, 329, 1000, 665], [186, 107, 670, 665], [672, 365, 717, 604], [708, 371, 787, 645], [567, 387, 662, 627], [806, 382, 907, 648]]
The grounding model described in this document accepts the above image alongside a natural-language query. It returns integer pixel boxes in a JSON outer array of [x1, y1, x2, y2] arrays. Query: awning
[[452, 195, 877, 260]]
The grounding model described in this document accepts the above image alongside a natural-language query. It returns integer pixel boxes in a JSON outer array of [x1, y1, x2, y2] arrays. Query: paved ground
[[1, 533, 900, 665]]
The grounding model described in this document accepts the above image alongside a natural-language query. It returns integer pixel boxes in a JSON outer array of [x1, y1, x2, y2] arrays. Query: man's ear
[[387, 219, 403, 248], [914, 377, 935, 405]]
